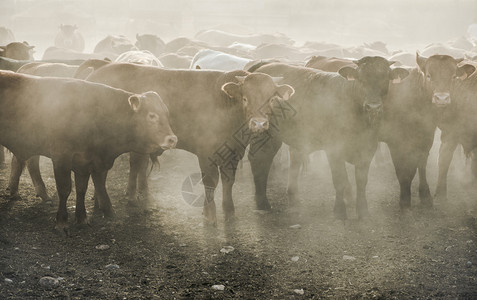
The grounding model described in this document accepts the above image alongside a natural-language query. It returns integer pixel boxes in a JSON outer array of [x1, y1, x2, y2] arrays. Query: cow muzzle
[[161, 135, 178, 150], [432, 92, 451, 107], [363, 102, 383, 125], [249, 117, 269, 133]]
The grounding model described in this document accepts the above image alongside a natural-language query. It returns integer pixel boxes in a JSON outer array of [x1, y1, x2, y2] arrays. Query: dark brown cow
[[379, 53, 475, 210], [0, 71, 176, 230], [54, 24, 85, 52], [0, 41, 34, 60], [305, 56, 355, 71], [250, 58, 409, 219], [85, 63, 294, 225]]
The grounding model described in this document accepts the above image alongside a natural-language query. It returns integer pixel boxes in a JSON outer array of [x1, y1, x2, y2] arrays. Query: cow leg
[[26, 156, 51, 202], [219, 160, 239, 222], [248, 138, 282, 210], [91, 170, 115, 218], [198, 157, 219, 226], [326, 152, 348, 220], [471, 150, 477, 179], [435, 140, 458, 201], [286, 148, 306, 205], [127, 152, 149, 207], [0, 146, 5, 167], [417, 153, 432, 207], [355, 160, 372, 219], [52, 160, 72, 230], [7, 155, 25, 199], [74, 171, 89, 224], [388, 146, 417, 211]]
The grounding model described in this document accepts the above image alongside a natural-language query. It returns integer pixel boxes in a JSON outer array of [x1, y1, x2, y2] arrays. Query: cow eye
[[148, 112, 159, 122], [426, 74, 431, 81], [243, 97, 248, 103], [452, 74, 457, 80]]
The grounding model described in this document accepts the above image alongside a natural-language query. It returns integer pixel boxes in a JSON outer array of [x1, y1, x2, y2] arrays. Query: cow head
[[338, 56, 409, 125], [129, 91, 177, 153], [222, 73, 295, 133], [416, 53, 475, 108]]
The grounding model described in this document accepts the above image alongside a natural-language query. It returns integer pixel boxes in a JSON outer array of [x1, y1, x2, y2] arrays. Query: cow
[[0, 71, 176, 230], [415, 55, 476, 201], [115, 50, 162, 67], [42, 46, 116, 61], [190, 49, 252, 71], [73, 59, 111, 79], [164, 37, 208, 53], [379, 53, 475, 211], [0, 41, 35, 60], [54, 24, 85, 52], [249, 58, 409, 220], [158, 53, 192, 69], [0, 27, 15, 45], [195, 29, 294, 47], [135, 34, 166, 57], [93, 35, 137, 55], [17, 62, 78, 77], [0, 56, 85, 72], [84, 63, 294, 225]]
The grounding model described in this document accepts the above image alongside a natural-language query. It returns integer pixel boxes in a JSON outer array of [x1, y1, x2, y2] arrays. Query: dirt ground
[[0, 134, 476, 299]]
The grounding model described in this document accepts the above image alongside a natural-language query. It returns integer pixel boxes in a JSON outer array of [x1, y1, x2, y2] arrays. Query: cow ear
[[456, 64, 476, 80], [275, 84, 295, 101], [128, 95, 142, 112], [390, 68, 410, 83], [416, 52, 427, 72], [195, 65, 201, 69], [338, 66, 358, 80], [221, 82, 241, 100]]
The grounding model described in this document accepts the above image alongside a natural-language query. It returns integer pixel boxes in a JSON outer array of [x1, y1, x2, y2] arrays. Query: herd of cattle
[[1, 25, 477, 230]]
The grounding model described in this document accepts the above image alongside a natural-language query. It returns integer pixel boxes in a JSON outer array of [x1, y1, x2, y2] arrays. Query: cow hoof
[[103, 209, 116, 219], [54, 222, 70, 237], [127, 200, 139, 207], [333, 210, 347, 221], [203, 217, 217, 227], [225, 214, 236, 223], [255, 196, 272, 211], [420, 196, 433, 208], [434, 193, 448, 203], [75, 215, 89, 225], [357, 208, 370, 220]]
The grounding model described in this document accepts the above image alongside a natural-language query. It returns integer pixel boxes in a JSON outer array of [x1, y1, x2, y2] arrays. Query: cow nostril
[[166, 135, 177, 147]]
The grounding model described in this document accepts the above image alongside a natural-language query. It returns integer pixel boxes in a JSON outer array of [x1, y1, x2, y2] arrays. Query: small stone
[[14, 247, 20, 251], [466, 240, 473, 244], [95, 244, 110, 250], [212, 284, 225, 291], [289, 224, 301, 229], [372, 256, 379, 259], [4, 278, 13, 283], [343, 255, 356, 261], [39, 276, 59, 288], [466, 261, 472, 268], [179, 244, 187, 247], [105, 264, 120, 270], [293, 289, 304, 295], [291, 256, 299, 262], [220, 246, 235, 254]]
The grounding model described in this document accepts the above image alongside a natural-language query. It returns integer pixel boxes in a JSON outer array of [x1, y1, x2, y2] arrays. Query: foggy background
[[1, 0, 476, 56]]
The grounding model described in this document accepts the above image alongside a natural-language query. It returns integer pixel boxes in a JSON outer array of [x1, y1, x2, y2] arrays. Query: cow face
[[129, 91, 177, 153], [222, 73, 294, 133], [416, 53, 475, 108], [338, 56, 409, 125]]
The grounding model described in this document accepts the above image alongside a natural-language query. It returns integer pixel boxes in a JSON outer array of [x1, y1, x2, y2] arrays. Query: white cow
[[115, 50, 163, 67], [189, 49, 251, 71]]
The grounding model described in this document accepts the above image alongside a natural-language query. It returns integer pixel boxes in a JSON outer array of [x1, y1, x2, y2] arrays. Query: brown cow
[[379, 53, 475, 210], [85, 63, 294, 225], [0, 71, 176, 230], [249, 58, 409, 219], [17, 62, 78, 77]]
